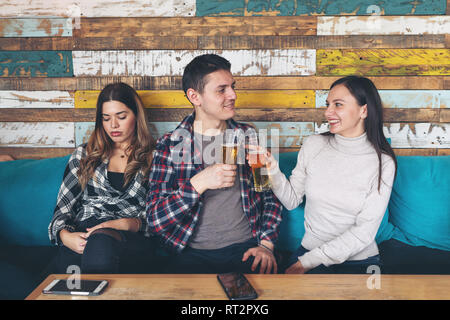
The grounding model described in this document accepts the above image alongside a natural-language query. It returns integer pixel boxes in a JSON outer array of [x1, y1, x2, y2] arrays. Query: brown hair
[[79, 82, 155, 189]]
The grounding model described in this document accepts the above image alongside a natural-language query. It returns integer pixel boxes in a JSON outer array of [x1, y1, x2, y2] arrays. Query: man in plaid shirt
[[146, 54, 282, 274]]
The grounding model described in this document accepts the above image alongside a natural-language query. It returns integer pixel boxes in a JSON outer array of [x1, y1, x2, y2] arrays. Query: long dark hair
[[323, 76, 397, 191], [79, 82, 155, 189]]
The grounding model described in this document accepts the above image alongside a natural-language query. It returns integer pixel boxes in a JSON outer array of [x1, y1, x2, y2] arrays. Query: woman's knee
[[82, 229, 123, 273]]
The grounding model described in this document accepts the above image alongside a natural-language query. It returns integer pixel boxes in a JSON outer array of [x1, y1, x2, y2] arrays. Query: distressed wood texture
[[0, 108, 444, 123], [316, 90, 450, 109], [71, 121, 450, 149], [0, 122, 75, 147], [0, 18, 72, 37], [0, 91, 74, 108], [1, 147, 446, 160], [78, 16, 316, 37], [2, 35, 447, 51], [74, 121, 316, 148], [0, 51, 73, 77], [196, 0, 447, 16], [316, 123, 449, 148], [317, 49, 450, 76], [318, 16, 450, 35], [72, 50, 316, 76], [1, 76, 448, 91], [0, 0, 195, 17], [75, 90, 315, 109], [0, 147, 74, 159]]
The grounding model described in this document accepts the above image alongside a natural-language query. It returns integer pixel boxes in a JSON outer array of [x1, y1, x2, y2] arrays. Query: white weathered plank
[[0, 122, 74, 147], [318, 16, 450, 35], [0, 0, 195, 17], [0, 91, 74, 108], [72, 50, 316, 77], [315, 123, 449, 148], [316, 90, 450, 109]]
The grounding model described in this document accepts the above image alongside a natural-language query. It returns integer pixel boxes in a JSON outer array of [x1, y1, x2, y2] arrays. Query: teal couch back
[[276, 153, 450, 252], [0, 155, 70, 246], [0, 153, 448, 251]]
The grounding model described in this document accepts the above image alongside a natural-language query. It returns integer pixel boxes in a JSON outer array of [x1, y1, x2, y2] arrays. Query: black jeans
[[166, 238, 261, 274], [52, 217, 157, 274], [284, 245, 381, 274]]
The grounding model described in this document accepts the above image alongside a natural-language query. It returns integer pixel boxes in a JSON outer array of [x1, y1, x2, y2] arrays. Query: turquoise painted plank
[[316, 90, 450, 109], [196, 0, 447, 16], [0, 18, 72, 37], [0, 51, 73, 77]]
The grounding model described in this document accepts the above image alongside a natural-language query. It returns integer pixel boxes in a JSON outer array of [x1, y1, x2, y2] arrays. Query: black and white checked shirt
[[48, 144, 149, 245]]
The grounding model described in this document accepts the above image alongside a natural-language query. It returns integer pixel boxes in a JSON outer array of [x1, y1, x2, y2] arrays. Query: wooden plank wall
[[0, 0, 449, 159]]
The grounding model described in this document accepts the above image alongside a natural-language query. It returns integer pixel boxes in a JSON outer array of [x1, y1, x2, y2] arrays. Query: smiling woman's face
[[101, 100, 136, 146], [325, 84, 367, 138]]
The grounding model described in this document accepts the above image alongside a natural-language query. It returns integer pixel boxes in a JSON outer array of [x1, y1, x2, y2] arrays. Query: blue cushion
[[388, 156, 450, 251], [275, 151, 395, 252], [276, 152, 305, 252], [0, 155, 70, 246]]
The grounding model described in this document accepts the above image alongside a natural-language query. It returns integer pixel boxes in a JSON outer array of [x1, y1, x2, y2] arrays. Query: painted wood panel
[[1, 76, 448, 91], [316, 90, 450, 109], [0, 0, 195, 17], [0, 122, 74, 147], [3, 34, 445, 51], [316, 49, 450, 76], [0, 107, 442, 123], [74, 121, 449, 149], [0, 147, 74, 159], [0, 91, 74, 108], [196, 0, 447, 16], [74, 90, 315, 109], [0, 18, 72, 37], [315, 123, 449, 148], [75, 121, 315, 149], [72, 50, 316, 76], [2, 147, 446, 160], [318, 16, 450, 35], [0, 51, 73, 77], [79, 16, 316, 37]]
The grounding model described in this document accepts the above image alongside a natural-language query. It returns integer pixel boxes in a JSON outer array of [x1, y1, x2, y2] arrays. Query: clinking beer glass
[[248, 148, 270, 192]]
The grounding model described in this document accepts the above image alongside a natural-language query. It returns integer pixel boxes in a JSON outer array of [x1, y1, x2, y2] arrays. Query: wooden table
[[26, 274, 450, 300]]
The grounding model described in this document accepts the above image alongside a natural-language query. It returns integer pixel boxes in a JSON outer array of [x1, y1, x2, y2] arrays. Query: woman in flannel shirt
[[48, 82, 157, 274]]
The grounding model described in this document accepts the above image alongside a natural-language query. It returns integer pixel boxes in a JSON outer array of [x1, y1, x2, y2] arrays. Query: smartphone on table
[[43, 279, 108, 296], [217, 272, 258, 300]]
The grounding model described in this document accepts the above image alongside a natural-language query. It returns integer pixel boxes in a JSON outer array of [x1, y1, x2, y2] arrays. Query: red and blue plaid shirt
[[146, 113, 282, 252]]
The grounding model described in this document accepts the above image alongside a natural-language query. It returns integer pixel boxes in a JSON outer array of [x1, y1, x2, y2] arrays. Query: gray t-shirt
[[188, 132, 253, 250]]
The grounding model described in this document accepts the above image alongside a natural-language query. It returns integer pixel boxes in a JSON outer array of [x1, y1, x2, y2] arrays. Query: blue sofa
[[0, 153, 449, 299]]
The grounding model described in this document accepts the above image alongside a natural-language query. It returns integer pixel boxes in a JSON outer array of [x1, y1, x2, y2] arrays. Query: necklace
[[120, 155, 125, 158]]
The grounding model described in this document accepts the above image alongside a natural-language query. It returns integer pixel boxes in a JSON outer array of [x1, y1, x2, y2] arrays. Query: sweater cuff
[[298, 248, 327, 270]]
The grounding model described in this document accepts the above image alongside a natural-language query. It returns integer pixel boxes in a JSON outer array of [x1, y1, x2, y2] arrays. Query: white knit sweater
[[270, 133, 396, 270]]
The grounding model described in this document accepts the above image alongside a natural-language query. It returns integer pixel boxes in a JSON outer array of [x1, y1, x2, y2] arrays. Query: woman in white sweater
[[266, 76, 397, 274]]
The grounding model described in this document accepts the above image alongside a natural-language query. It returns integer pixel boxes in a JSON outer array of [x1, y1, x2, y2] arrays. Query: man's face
[[192, 69, 237, 123]]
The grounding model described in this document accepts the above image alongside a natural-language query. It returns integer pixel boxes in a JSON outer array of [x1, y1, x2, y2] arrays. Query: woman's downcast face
[[101, 100, 137, 146]]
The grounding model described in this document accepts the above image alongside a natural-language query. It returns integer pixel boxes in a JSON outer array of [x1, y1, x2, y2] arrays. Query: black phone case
[[217, 273, 258, 300]]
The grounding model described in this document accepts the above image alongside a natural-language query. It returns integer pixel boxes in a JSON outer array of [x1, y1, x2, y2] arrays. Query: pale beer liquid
[[222, 145, 238, 164], [249, 152, 270, 192], [251, 166, 270, 192]]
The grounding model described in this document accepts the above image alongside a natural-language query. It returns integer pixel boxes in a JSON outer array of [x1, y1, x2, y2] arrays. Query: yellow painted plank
[[75, 90, 315, 109], [317, 49, 450, 76]]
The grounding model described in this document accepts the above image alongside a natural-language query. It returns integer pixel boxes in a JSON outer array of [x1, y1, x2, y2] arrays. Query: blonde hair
[[79, 83, 155, 189]]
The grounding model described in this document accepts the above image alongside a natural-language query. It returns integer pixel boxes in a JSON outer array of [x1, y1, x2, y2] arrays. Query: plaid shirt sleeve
[[145, 135, 201, 252], [258, 188, 283, 244], [48, 145, 85, 245]]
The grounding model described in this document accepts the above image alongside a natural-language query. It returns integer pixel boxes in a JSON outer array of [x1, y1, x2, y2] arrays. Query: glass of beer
[[222, 143, 238, 164], [248, 149, 270, 192]]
